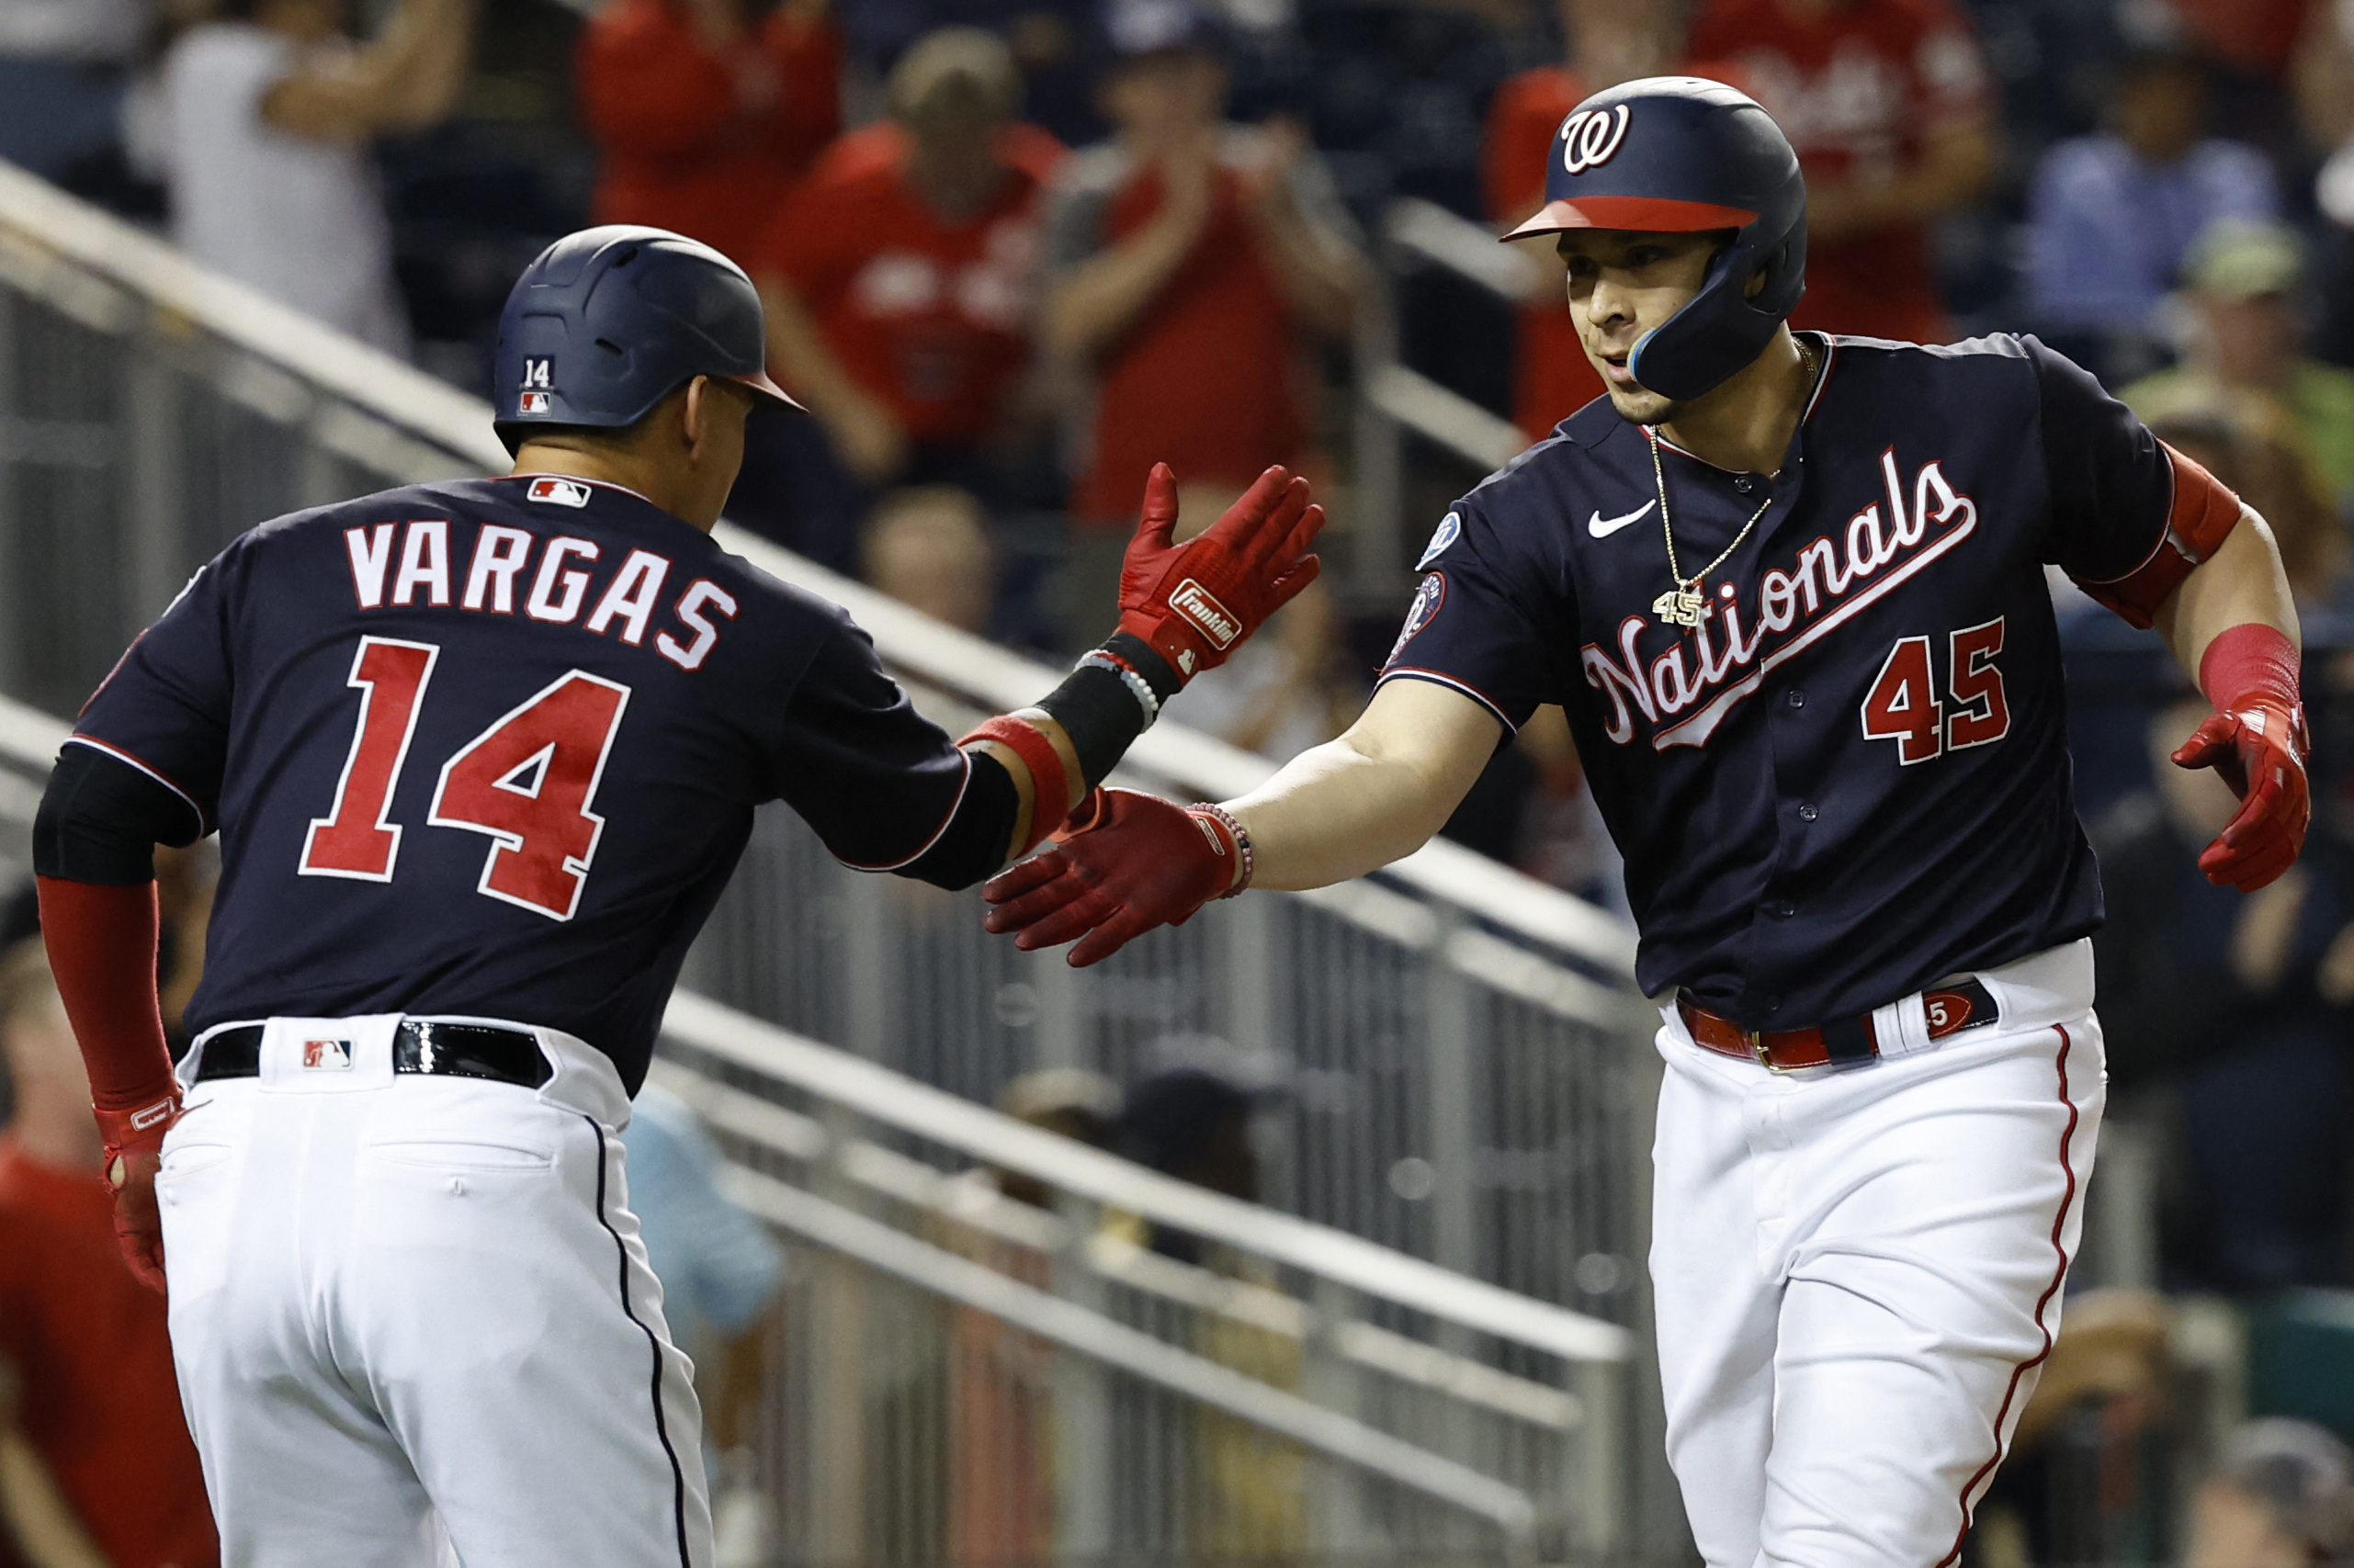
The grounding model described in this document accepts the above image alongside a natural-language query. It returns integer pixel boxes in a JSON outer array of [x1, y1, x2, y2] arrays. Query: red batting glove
[[1116, 463, 1325, 682], [94, 1092, 179, 1293], [982, 788, 1242, 966], [2171, 696, 2309, 892]]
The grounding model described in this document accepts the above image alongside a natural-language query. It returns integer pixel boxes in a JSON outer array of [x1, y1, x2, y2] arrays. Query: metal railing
[[1352, 198, 1542, 593], [0, 165, 1695, 1556], [0, 685, 1630, 1562]]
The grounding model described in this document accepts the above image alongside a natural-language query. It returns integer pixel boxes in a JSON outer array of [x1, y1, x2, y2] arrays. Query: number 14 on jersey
[[1860, 617, 2009, 764], [300, 636, 630, 920]]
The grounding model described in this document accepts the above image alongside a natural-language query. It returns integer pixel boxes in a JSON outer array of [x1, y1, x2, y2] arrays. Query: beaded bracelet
[[1080, 649, 1160, 727], [1191, 802, 1254, 897]]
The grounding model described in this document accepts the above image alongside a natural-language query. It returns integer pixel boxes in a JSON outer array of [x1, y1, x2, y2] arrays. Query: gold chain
[[1647, 340, 1814, 627]]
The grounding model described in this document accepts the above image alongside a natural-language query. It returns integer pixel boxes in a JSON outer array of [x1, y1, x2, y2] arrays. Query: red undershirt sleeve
[[36, 876, 175, 1114]]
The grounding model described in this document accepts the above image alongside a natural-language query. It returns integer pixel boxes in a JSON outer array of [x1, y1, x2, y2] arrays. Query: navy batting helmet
[[492, 225, 802, 455], [1504, 77, 1805, 401]]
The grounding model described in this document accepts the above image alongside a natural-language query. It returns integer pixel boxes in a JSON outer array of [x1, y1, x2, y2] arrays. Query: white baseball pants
[[158, 1015, 712, 1568], [1650, 940, 2105, 1568]]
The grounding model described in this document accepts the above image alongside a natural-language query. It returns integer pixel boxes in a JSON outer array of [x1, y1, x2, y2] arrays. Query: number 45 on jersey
[[1861, 617, 2010, 764], [300, 637, 628, 920]]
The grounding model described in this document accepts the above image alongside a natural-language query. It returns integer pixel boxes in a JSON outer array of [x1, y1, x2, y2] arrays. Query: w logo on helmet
[[1561, 104, 1632, 175]]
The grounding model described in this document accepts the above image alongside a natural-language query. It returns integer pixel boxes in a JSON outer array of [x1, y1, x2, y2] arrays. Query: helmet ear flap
[[1626, 213, 1805, 400]]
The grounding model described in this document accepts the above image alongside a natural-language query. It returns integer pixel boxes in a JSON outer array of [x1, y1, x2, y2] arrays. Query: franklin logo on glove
[[1168, 580, 1240, 650]]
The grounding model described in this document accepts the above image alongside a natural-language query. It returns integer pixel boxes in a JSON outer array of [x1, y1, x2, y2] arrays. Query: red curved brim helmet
[[1504, 195, 1760, 241], [727, 368, 808, 413]]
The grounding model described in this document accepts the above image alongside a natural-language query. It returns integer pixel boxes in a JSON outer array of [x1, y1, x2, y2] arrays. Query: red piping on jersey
[[829, 746, 974, 872], [1374, 668, 1520, 735], [64, 735, 209, 834], [1937, 1025, 2080, 1568]]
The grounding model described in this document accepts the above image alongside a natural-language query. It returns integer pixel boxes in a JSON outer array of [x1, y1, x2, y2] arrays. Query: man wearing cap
[[983, 78, 2309, 1564], [27, 225, 1325, 1567], [2123, 218, 2354, 511]]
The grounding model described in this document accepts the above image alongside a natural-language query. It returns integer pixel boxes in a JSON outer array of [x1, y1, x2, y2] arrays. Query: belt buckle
[[1748, 1030, 1787, 1074]]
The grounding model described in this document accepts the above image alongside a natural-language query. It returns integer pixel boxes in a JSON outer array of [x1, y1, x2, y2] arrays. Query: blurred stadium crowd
[[10, 0, 2354, 1562], [20, 0, 2354, 909]]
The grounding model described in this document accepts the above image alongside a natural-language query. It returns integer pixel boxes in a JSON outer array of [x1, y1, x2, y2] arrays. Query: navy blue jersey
[[1383, 333, 2199, 1029], [73, 474, 968, 1089]]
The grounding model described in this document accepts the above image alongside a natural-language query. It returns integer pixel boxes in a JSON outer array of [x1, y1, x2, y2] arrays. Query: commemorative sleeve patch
[[1386, 572, 1448, 666]]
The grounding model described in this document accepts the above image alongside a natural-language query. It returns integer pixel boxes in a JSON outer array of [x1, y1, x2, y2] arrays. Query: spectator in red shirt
[[1484, 0, 1681, 440], [1686, 0, 1997, 344], [756, 28, 1064, 486], [0, 940, 217, 1568], [2176, 0, 2310, 84], [577, 0, 843, 269], [1043, 2, 1363, 646]]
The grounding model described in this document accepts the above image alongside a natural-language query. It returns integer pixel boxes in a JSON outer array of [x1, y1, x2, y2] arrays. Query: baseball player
[[981, 80, 2308, 1565], [32, 225, 1321, 1567]]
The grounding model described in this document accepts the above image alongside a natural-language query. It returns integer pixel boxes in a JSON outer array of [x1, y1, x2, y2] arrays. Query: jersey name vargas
[[1581, 452, 1978, 750], [342, 519, 736, 671]]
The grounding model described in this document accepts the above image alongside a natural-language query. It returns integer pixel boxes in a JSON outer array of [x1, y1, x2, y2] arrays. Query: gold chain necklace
[[1647, 340, 1814, 628]]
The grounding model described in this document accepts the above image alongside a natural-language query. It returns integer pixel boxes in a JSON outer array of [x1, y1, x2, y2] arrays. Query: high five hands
[[1115, 461, 1324, 681], [983, 463, 1323, 964]]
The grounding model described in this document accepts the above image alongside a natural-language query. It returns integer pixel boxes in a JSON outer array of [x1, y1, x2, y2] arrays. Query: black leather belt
[[1679, 976, 2000, 1071], [194, 1021, 551, 1088]]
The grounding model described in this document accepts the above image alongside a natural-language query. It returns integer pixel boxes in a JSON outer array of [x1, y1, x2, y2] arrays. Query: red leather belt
[[1678, 978, 1998, 1072]]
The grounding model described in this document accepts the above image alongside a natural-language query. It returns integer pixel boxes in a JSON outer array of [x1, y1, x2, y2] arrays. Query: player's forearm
[[36, 878, 176, 1115], [2156, 506, 2301, 677], [1227, 677, 1502, 888], [1228, 736, 1470, 891], [973, 713, 1086, 863]]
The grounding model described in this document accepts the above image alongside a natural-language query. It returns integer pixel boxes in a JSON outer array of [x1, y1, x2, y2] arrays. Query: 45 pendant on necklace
[[1652, 585, 1708, 627], [1647, 427, 1775, 629]]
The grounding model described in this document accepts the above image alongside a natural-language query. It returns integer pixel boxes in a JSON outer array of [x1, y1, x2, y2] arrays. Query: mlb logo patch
[[526, 477, 592, 508], [301, 1038, 354, 1071], [518, 391, 552, 415]]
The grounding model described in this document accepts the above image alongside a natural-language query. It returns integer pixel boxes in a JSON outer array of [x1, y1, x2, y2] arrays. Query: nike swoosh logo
[[1588, 500, 1657, 538]]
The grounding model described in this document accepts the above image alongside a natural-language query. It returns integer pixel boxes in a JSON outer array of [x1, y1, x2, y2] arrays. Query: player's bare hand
[[1116, 462, 1324, 682], [2171, 697, 2310, 893], [981, 788, 1240, 965]]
